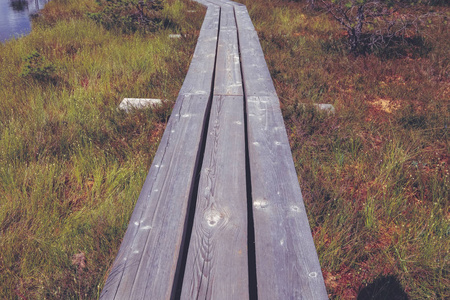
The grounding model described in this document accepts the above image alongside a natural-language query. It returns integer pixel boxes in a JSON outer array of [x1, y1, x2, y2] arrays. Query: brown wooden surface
[[180, 5, 249, 297], [213, 6, 242, 96], [101, 0, 328, 299], [100, 5, 219, 300], [234, 4, 329, 299], [180, 94, 248, 299], [245, 95, 329, 300]]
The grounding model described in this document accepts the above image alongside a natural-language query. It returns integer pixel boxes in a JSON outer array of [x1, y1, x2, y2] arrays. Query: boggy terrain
[[0, 0, 448, 298], [242, 0, 448, 298]]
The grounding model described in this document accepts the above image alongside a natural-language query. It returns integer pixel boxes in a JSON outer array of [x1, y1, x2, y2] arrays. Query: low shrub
[[20, 51, 57, 83], [87, 0, 177, 34]]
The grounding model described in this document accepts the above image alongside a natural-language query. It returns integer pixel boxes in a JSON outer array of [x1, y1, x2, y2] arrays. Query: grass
[[0, 0, 204, 298], [0, 0, 448, 298], [239, 0, 449, 298]]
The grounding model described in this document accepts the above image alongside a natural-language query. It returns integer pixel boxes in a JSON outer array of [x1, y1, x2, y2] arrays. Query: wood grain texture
[[219, 4, 236, 30], [233, 3, 328, 299], [213, 6, 243, 96], [245, 95, 328, 300], [102, 0, 328, 298], [100, 93, 212, 299], [179, 5, 220, 96], [181, 95, 248, 299], [180, 5, 248, 297], [233, 5, 277, 97], [100, 4, 219, 300], [214, 5, 327, 299]]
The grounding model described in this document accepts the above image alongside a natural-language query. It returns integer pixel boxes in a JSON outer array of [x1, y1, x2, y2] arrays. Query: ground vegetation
[[240, 0, 449, 298], [0, 0, 448, 298], [0, 0, 204, 298]]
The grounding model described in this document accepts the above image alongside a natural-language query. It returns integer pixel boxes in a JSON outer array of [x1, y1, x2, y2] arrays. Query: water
[[0, 0, 49, 42]]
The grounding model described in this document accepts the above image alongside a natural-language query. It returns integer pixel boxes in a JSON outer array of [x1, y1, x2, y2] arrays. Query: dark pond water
[[0, 0, 49, 42]]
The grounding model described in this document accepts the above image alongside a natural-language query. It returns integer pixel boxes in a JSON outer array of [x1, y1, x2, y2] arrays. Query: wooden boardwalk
[[100, 0, 328, 299]]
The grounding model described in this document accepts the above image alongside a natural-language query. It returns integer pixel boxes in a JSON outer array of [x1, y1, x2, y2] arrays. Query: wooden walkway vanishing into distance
[[100, 0, 328, 298]]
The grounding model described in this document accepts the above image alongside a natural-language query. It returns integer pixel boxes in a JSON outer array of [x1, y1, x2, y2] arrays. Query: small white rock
[[299, 103, 335, 114], [314, 103, 335, 114], [119, 98, 162, 112]]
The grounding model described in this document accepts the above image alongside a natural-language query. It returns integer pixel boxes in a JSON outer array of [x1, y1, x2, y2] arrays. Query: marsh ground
[[0, 0, 448, 298]]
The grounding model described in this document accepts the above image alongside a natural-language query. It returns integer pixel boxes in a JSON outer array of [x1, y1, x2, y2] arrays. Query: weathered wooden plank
[[213, 6, 242, 96], [180, 5, 248, 296], [100, 4, 220, 300], [245, 95, 328, 299], [101, 93, 212, 300], [102, 0, 328, 298], [234, 4, 329, 300], [180, 95, 248, 299], [233, 5, 277, 97], [219, 4, 236, 30], [179, 5, 220, 96]]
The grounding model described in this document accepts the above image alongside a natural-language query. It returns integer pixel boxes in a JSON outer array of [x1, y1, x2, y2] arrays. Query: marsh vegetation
[[0, 0, 448, 298]]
